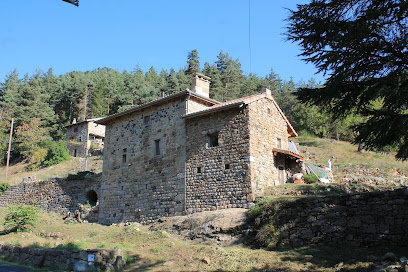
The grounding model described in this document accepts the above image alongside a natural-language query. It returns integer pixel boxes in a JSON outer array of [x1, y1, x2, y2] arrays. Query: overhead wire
[[249, 0, 252, 73]]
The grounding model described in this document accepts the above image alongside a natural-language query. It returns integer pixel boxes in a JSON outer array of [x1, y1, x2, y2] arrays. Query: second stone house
[[65, 118, 106, 158], [96, 73, 303, 223]]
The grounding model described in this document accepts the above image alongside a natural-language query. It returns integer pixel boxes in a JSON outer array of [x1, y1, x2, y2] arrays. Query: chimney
[[262, 88, 272, 99], [191, 72, 211, 98]]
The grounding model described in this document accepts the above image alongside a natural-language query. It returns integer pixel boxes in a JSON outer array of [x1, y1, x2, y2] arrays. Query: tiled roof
[[65, 117, 104, 128], [183, 93, 267, 118], [96, 90, 219, 125], [183, 91, 298, 138]]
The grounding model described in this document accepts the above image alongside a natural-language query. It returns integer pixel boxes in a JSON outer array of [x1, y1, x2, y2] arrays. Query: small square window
[[74, 127, 78, 133], [197, 167, 202, 173], [267, 108, 271, 115], [277, 138, 282, 149], [208, 132, 219, 147], [122, 148, 127, 163], [154, 139, 161, 156], [144, 115, 150, 124], [225, 164, 230, 170]]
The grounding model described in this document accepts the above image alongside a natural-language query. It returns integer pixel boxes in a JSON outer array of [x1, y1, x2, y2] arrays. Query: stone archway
[[86, 190, 98, 206]]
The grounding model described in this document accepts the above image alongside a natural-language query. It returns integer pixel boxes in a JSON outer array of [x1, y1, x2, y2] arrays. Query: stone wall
[[187, 96, 214, 113], [66, 121, 105, 158], [0, 244, 125, 271], [0, 176, 101, 215], [99, 97, 189, 224], [185, 107, 253, 213], [253, 188, 408, 248], [248, 98, 290, 195], [87, 121, 105, 151]]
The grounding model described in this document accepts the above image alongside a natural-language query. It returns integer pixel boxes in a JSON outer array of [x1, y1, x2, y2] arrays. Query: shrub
[[90, 142, 101, 150], [27, 148, 48, 170], [4, 204, 39, 232], [67, 171, 95, 181], [0, 183, 9, 195], [43, 141, 70, 167], [304, 174, 319, 184]]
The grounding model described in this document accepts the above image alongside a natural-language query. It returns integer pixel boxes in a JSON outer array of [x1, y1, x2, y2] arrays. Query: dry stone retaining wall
[[258, 188, 408, 248], [0, 176, 101, 215], [0, 244, 125, 271]]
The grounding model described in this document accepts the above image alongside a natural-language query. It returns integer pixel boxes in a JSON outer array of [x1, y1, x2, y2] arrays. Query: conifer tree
[[216, 50, 244, 100], [176, 68, 189, 91], [185, 49, 200, 75], [202, 62, 223, 101], [287, 0, 408, 159]]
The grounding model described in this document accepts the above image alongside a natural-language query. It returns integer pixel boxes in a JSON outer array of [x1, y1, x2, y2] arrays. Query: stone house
[[96, 73, 302, 223], [65, 118, 106, 158]]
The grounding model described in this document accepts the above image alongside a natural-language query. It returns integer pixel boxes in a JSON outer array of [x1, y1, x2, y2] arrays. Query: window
[[74, 127, 78, 133], [154, 139, 161, 156], [122, 148, 127, 163], [277, 138, 282, 149], [208, 132, 219, 147], [197, 167, 202, 173], [225, 164, 230, 170], [73, 149, 77, 157], [267, 108, 271, 115], [79, 136, 82, 142], [144, 115, 150, 124]]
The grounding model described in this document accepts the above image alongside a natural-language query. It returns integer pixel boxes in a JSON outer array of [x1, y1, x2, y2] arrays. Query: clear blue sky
[[0, 0, 325, 84]]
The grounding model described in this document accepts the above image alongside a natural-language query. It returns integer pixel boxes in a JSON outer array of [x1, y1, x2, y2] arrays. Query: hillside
[[0, 156, 103, 186], [1, 135, 407, 187], [0, 208, 406, 272], [0, 137, 406, 271], [295, 135, 408, 183]]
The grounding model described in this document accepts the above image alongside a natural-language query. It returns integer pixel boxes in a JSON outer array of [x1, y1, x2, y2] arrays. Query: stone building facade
[[97, 73, 302, 223], [65, 118, 105, 158]]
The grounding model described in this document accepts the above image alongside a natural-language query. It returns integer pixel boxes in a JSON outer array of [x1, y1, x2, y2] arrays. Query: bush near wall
[[43, 141, 70, 167]]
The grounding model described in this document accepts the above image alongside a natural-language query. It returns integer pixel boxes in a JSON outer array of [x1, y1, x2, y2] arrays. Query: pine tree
[[0, 69, 21, 117], [202, 62, 223, 101], [166, 68, 181, 95], [215, 50, 244, 101], [185, 49, 200, 75], [145, 66, 160, 89], [176, 68, 189, 91], [287, 0, 408, 159]]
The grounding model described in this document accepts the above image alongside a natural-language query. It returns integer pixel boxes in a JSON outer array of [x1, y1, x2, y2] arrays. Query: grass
[[0, 156, 103, 186], [294, 135, 408, 178], [0, 208, 403, 271], [0, 135, 405, 270]]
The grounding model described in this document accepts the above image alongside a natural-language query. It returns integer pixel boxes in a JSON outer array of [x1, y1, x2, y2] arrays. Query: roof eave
[[96, 90, 220, 125], [183, 101, 245, 119]]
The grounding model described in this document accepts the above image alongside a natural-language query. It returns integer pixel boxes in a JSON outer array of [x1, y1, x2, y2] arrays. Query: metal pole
[[6, 118, 14, 181]]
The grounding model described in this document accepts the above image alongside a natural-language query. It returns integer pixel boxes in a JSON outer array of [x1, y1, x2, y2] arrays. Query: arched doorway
[[86, 190, 98, 206]]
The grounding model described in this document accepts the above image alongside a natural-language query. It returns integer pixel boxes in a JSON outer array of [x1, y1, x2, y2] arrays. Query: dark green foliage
[[304, 174, 319, 184], [0, 49, 369, 161], [216, 50, 244, 101], [43, 141, 70, 167], [287, 0, 408, 160], [67, 171, 95, 181], [185, 49, 200, 75], [56, 242, 83, 251], [247, 198, 286, 249], [0, 183, 9, 195], [4, 204, 39, 232]]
